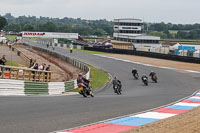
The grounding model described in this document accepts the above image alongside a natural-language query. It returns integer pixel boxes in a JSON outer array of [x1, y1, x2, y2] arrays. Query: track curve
[[0, 42, 199, 133]]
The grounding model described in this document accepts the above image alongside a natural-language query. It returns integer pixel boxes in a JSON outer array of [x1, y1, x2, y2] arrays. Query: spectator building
[[113, 18, 161, 49]]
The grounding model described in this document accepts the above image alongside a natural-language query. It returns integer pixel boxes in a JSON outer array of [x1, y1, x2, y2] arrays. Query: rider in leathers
[[132, 68, 138, 77], [77, 73, 90, 91], [141, 74, 148, 81], [113, 76, 122, 92], [149, 71, 156, 77]]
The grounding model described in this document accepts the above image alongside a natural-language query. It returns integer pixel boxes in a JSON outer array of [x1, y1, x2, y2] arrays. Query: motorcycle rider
[[149, 71, 156, 78], [141, 74, 148, 81], [132, 68, 138, 77], [112, 76, 122, 92], [77, 73, 90, 91]]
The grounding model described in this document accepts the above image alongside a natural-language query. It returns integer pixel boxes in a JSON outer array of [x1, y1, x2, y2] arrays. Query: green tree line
[[1, 13, 113, 37], [147, 22, 200, 39], [1, 13, 200, 39]]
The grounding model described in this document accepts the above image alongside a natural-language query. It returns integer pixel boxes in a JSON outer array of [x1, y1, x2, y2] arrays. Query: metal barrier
[[0, 65, 51, 82], [84, 46, 200, 64]]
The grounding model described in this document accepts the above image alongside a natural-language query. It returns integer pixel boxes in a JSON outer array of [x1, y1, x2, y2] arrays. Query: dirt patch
[[16, 45, 84, 82], [102, 53, 200, 133], [123, 107, 200, 133], [103, 53, 200, 71]]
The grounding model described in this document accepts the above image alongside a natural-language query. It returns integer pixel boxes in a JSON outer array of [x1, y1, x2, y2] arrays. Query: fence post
[[16, 70, 19, 80], [34, 71, 36, 81], [29, 71, 31, 81], [1, 66, 4, 78], [9, 69, 11, 79], [43, 72, 45, 82]]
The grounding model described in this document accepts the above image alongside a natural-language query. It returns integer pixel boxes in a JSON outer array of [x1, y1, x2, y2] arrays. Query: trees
[[0, 16, 8, 30], [2, 13, 200, 39], [3, 23, 21, 32], [42, 22, 57, 32], [23, 24, 35, 31]]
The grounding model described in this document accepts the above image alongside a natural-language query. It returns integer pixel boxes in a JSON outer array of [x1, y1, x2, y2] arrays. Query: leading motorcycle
[[78, 81, 94, 97]]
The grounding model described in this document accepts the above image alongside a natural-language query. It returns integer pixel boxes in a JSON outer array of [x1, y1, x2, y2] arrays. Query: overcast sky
[[0, 0, 199, 24]]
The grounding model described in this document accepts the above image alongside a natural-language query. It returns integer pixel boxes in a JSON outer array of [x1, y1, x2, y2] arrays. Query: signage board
[[21, 32, 78, 39]]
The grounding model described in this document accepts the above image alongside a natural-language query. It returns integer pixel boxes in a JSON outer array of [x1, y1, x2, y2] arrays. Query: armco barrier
[[84, 46, 200, 64]]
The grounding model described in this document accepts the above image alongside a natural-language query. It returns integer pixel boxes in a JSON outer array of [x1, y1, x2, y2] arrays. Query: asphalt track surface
[[0, 42, 200, 133]]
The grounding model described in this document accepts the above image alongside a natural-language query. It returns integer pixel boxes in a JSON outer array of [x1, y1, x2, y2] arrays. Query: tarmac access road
[[0, 42, 199, 133]]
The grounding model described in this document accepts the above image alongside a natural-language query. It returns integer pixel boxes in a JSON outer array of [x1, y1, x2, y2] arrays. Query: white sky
[[0, 0, 199, 24]]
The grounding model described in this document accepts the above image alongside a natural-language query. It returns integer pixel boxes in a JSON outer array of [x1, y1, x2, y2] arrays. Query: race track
[[0, 42, 199, 133]]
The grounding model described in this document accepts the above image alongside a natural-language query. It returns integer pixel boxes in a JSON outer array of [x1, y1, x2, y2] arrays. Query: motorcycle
[[113, 84, 122, 95], [151, 75, 158, 83], [133, 73, 139, 80], [142, 77, 148, 86], [78, 82, 94, 97]]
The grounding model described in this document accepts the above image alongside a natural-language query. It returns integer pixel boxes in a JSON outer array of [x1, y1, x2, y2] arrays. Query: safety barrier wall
[[0, 79, 76, 95], [0, 79, 25, 96], [83, 46, 200, 64]]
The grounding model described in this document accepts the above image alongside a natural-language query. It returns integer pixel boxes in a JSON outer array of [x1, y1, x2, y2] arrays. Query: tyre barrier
[[0, 79, 83, 96]]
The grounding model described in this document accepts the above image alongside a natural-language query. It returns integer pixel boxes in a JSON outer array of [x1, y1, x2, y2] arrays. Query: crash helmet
[[78, 73, 83, 77]]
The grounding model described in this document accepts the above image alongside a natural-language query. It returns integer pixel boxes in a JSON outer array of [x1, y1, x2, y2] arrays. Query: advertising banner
[[21, 32, 78, 39]]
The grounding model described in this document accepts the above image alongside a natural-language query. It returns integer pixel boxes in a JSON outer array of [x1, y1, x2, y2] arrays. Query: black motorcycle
[[133, 73, 139, 80], [113, 84, 122, 95], [142, 77, 148, 86]]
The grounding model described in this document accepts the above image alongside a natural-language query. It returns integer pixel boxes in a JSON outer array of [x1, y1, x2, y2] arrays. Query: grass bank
[[5, 35, 17, 42], [89, 65, 109, 90], [72, 65, 109, 92], [6, 60, 26, 67]]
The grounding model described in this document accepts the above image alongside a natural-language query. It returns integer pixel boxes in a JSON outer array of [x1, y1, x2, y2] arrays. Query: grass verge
[[72, 65, 109, 92], [6, 60, 26, 67], [5, 35, 17, 42]]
